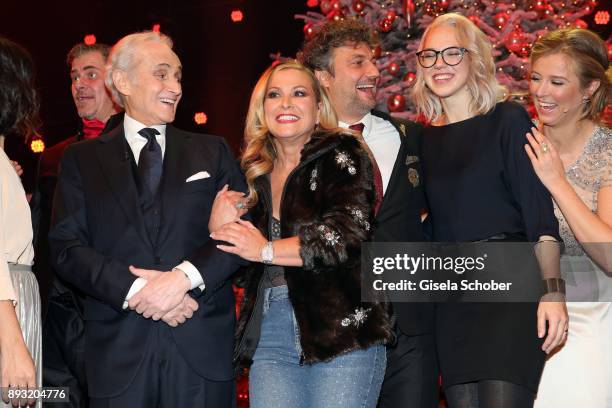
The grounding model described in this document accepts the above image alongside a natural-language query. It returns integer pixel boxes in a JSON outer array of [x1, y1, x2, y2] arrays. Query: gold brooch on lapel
[[399, 123, 406, 137], [405, 155, 419, 165], [408, 168, 420, 187]]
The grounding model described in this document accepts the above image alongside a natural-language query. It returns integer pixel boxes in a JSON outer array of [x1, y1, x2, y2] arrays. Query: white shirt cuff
[[175, 261, 205, 291], [122, 277, 147, 309]]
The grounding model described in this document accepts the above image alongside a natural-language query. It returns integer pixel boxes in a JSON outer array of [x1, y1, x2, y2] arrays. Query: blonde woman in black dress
[[412, 14, 568, 407]]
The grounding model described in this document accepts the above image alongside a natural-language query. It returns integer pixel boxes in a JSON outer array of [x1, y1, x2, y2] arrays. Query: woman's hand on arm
[[212, 220, 303, 266], [526, 127, 612, 270], [208, 185, 248, 233], [0, 300, 37, 407], [525, 127, 567, 190], [9, 161, 23, 178]]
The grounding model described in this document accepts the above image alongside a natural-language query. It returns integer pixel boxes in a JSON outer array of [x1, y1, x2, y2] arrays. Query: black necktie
[[137, 127, 162, 197]]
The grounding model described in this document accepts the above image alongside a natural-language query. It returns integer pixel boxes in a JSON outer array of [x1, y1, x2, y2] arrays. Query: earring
[[582, 97, 590, 103]]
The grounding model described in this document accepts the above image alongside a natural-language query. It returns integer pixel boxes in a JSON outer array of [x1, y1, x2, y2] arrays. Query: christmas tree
[[293, 0, 604, 120]]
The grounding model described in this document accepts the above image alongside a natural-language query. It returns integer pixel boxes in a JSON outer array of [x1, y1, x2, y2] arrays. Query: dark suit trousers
[[377, 332, 439, 408], [89, 323, 234, 408], [42, 292, 88, 408]]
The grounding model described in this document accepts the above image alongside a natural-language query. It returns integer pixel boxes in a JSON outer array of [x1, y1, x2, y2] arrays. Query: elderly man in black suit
[[50, 31, 245, 407]]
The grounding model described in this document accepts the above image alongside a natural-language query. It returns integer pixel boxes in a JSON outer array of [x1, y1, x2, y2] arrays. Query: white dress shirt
[[339, 112, 401, 193], [122, 114, 204, 308]]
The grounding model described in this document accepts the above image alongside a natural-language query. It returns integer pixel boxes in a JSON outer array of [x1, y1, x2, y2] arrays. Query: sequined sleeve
[[600, 127, 612, 188], [299, 136, 376, 271], [555, 125, 611, 256]]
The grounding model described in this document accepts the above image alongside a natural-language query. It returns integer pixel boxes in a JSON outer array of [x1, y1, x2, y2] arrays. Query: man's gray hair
[[105, 31, 173, 107]]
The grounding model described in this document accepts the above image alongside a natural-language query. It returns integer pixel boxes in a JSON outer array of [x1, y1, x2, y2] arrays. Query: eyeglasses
[[416, 47, 468, 68]]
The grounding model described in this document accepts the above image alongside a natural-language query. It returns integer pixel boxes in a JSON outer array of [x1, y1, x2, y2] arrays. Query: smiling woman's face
[[530, 52, 589, 128], [420, 25, 470, 101], [264, 68, 321, 143]]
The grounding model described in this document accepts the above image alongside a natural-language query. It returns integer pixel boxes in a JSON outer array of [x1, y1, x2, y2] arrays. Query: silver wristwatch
[[261, 241, 274, 264]]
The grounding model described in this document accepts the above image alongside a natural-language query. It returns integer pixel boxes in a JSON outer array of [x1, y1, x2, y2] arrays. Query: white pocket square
[[186, 171, 211, 182]]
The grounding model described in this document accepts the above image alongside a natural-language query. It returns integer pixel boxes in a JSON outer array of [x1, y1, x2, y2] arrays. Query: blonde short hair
[[241, 61, 337, 205], [411, 13, 506, 123]]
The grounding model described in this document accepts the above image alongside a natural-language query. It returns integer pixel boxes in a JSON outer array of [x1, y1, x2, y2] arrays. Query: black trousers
[[377, 332, 439, 408], [89, 323, 234, 408], [42, 293, 88, 408]]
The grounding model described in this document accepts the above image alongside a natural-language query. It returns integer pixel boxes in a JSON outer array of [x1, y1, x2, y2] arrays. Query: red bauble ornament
[[304, 23, 316, 40], [387, 94, 406, 112], [327, 9, 344, 21], [307, 0, 319, 7], [493, 12, 509, 28], [373, 45, 382, 58], [587, 0, 598, 8], [504, 30, 529, 56], [403, 72, 417, 85], [517, 44, 532, 57], [386, 10, 398, 20], [573, 18, 588, 29], [320, 0, 332, 14], [331, 0, 343, 11], [403, 0, 415, 27], [538, 4, 555, 17], [388, 62, 401, 77], [352, 0, 365, 12], [519, 45, 532, 57], [438, 0, 450, 10], [379, 17, 394, 32], [532, 0, 548, 11]]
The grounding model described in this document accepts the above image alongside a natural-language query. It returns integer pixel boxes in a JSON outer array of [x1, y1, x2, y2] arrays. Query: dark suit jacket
[[35, 112, 123, 313], [49, 123, 246, 398], [370, 110, 434, 336]]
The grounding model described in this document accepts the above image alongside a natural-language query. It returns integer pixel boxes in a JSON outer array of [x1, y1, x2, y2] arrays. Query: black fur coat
[[234, 130, 393, 372]]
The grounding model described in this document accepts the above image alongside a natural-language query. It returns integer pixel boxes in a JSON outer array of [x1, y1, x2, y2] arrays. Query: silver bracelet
[[261, 241, 274, 265]]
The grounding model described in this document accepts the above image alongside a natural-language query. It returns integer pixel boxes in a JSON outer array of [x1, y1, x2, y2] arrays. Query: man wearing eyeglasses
[[299, 19, 438, 408]]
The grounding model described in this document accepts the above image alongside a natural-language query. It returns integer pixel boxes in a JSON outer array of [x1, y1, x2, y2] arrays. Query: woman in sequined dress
[[526, 29, 611, 408], [212, 61, 392, 408]]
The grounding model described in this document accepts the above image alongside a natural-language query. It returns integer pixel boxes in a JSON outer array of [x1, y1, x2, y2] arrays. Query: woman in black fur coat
[[211, 61, 392, 408]]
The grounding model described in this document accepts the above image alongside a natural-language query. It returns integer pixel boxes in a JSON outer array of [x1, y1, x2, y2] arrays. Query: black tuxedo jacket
[[370, 110, 434, 336], [49, 123, 246, 398]]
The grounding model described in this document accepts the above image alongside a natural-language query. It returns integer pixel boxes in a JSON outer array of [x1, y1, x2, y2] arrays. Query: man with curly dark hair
[[299, 19, 439, 408]]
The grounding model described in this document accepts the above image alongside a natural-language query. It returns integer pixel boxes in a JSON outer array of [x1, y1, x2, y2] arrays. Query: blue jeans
[[249, 285, 386, 408]]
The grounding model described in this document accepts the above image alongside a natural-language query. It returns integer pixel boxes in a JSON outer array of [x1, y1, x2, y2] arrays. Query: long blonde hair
[[411, 13, 506, 123], [241, 61, 337, 206]]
